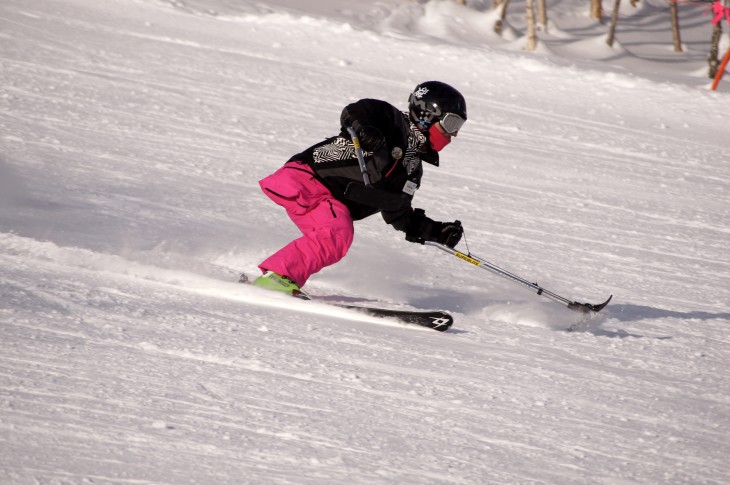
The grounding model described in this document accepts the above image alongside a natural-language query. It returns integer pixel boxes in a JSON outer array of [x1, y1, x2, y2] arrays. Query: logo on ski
[[429, 316, 452, 329]]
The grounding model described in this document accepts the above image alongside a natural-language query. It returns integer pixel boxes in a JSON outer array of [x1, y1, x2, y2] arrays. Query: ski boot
[[251, 271, 311, 300]]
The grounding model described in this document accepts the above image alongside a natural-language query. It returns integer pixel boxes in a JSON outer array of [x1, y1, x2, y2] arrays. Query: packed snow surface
[[1, 0, 729, 483]]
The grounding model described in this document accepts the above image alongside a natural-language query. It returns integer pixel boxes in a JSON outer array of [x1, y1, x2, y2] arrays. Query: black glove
[[433, 220, 463, 248], [342, 119, 385, 152], [405, 209, 463, 248]]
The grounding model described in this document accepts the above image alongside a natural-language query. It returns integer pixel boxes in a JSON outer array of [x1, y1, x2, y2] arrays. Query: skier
[[252, 81, 467, 298]]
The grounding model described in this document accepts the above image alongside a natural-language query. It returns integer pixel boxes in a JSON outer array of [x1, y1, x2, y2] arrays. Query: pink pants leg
[[258, 161, 354, 287]]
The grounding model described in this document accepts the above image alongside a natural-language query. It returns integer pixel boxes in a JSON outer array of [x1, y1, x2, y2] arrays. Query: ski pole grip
[[347, 126, 372, 186], [347, 126, 361, 149]]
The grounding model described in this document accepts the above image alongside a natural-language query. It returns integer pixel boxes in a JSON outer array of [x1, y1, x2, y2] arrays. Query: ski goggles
[[439, 112, 466, 135]]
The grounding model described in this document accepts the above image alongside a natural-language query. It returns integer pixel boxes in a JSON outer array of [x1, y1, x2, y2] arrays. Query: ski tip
[[568, 294, 613, 314]]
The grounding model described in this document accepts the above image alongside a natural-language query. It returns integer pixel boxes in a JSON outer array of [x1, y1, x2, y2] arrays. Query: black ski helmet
[[408, 81, 467, 131]]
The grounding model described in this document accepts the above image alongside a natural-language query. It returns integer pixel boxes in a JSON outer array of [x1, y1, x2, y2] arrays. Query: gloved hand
[[405, 209, 463, 248], [433, 220, 463, 248], [343, 120, 385, 152]]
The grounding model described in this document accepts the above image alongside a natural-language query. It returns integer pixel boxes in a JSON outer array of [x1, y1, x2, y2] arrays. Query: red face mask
[[428, 123, 451, 152]]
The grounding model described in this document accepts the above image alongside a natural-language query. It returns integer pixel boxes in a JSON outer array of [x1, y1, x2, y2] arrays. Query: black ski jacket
[[288, 98, 440, 232]]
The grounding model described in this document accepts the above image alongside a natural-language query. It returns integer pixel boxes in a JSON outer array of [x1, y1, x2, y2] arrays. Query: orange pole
[[711, 45, 730, 91]]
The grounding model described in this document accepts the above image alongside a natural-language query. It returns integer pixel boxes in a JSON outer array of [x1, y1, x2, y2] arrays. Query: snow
[[1, 0, 729, 483]]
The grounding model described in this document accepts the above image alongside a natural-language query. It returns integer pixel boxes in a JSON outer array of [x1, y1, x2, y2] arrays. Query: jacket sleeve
[[382, 205, 413, 232]]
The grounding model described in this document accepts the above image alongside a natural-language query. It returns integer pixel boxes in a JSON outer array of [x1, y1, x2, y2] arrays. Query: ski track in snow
[[1, 0, 729, 483]]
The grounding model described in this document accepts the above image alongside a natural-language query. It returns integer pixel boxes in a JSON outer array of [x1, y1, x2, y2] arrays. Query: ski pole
[[425, 241, 612, 313], [346, 126, 371, 186]]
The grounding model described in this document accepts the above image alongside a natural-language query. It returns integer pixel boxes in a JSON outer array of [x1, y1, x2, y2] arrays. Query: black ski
[[332, 304, 453, 332], [239, 274, 452, 331]]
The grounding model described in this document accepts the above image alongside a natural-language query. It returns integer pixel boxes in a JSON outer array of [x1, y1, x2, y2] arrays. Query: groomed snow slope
[[1, 0, 729, 483]]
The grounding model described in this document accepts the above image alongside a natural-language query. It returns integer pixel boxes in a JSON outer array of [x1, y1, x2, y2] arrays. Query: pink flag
[[711, 1, 730, 25]]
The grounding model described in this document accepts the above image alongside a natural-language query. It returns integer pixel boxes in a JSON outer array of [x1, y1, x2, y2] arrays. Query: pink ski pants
[[258, 161, 354, 287]]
